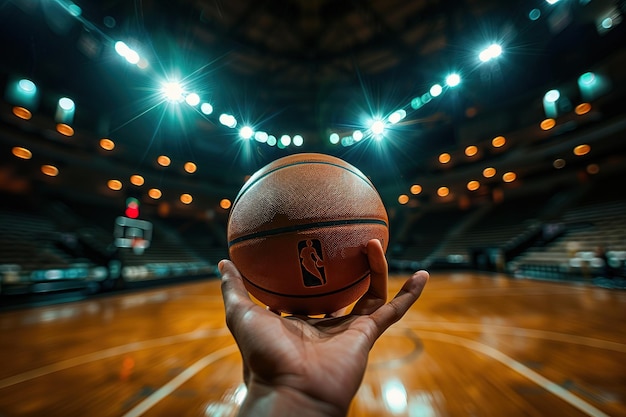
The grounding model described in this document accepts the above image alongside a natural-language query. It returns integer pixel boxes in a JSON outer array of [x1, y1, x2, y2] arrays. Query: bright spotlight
[[239, 126, 254, 139], [185, 93, 200, 106], [445, 73, 461, 87], [329, 133, 340, 144], [546, 0, 560, 4], [371, 119, 386, 136], [293, 134, 304, 147], [353, 130, 363, 141], [161, 82, 184, 102], [479, 43, 503, 62], [430, 84, 443, 97], [200, 102, 213, 115]]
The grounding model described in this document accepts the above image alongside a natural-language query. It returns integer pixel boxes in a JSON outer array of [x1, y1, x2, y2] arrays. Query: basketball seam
[[232, 159, 375, 210], [241, 270, 371, 298], [228, 218, 388, 247]]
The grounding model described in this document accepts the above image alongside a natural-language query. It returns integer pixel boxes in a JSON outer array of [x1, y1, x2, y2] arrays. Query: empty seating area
[[510, 199, 626, 284], [0, 194, 222, 296], [432, 192, 550, 264], [2, 177, 625, 299]]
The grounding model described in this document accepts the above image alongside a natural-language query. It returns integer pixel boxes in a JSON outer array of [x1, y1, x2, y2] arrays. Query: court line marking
[[415, 330, 610, 417], [121, 344, 238, 417], [0, 327, 230, 390], [401, 320, 626, 353]]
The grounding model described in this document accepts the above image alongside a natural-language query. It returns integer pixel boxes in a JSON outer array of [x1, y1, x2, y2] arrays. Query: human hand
[[219, 239, 429, 417]]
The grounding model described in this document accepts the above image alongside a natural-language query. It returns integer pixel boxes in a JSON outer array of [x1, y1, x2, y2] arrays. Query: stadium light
[[543, 89, 561, 118], [280, 135, 291, 147], [430, 84, 443, 97], [293, 134, 304, 147], [388, 110, 406, 124], [200, 102, 213, 115], [445, 73, 461, 87], [254, 131, 268, 143], [185, 93, 200, 106], [479, 43, 503, 62], [56, 97, 75, 125], [370, 119, 386, 136], [219, 113, 237, 128], [239, 126, 254, 139], [161, 81, 184, 102]]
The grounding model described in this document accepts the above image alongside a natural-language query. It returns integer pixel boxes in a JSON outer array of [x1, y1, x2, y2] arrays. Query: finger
[[368, 270, 429, 339], [352, 239, 388, 315], [219, 260, 257, 320]]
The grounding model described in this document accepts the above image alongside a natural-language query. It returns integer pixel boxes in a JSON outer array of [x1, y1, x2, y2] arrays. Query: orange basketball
[[227, 153, 389, 315]]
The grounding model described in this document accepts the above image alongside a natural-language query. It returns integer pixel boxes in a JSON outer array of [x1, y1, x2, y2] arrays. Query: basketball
[[227, 153, 389, 315]]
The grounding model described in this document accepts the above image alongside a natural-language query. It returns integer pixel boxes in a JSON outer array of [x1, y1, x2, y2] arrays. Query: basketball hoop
[[131, 237, 147, 255]]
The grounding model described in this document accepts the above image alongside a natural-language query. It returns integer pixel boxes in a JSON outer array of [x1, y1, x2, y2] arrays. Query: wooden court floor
[[1, 272, 625, 417]]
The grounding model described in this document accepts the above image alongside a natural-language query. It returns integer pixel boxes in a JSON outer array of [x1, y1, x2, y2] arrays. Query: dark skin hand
[[219, 239, 429, 417]]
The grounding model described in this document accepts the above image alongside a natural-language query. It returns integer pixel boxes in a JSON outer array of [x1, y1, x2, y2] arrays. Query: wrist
[[238, 381, 348, 417]]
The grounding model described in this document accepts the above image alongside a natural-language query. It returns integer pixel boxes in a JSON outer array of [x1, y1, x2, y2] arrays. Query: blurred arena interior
[[0, 0, 625, 298]]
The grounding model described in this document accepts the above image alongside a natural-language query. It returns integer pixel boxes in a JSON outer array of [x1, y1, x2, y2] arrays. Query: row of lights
[[10, 79, 77, 136], [399, 142, 594, 205], [10, 144, 234, 210], [329, 73, 463, 146]]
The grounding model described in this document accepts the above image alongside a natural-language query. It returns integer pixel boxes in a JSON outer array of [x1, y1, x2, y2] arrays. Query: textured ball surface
[[227, 153, 388, 315]]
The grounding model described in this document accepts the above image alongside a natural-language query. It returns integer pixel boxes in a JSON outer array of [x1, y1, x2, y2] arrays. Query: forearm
[[238, 383, 348, 417]]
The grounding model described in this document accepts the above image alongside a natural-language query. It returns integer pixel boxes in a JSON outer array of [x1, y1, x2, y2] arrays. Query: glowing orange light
[[502, 172, 517, 183], [148, 188, 162, 199], [467, 180, 480, 191], [12, 106, 31, 120], [575, 103, 591, 115], [465, 145, 478, 157], [574, 144, 591, 156], [56, 123, 74, 136], [586, 164, 599, 174], [184, 162, 197, 173], [180, 194, 193, 204], [483, 167, 496, 178], [492, 136, 506, 148], [437, 187, 450, 197], [41, 165, 59, 177], [439, 153, 451, 164], [100, 138, 115, 151], [540, 118, 556, 131], [130, 175, 144, 186], [398, 194, 409, 205], [410, 184, 422, 195], [107, 179, 122, 190], [220, 199, 232, 210], [12, 147, 32, 159], [157, 155, 171, 167]]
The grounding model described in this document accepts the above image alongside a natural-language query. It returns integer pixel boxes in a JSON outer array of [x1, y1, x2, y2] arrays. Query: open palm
[[220, 239, 429, 417]]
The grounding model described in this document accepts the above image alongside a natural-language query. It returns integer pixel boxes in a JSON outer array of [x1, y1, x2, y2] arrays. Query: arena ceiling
[[0, 0, 625, 216]]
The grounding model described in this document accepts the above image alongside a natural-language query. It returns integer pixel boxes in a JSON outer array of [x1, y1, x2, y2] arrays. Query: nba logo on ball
[[298, 239, 326, 287], [227, 153, 389, 315]]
